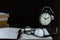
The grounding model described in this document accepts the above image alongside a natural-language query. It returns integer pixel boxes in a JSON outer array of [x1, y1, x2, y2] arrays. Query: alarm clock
[[39, 6, 55, 28], [22, 6, 57, 38]]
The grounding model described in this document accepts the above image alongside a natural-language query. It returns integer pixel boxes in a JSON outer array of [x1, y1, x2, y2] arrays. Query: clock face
[[39, 13, 51, 26]]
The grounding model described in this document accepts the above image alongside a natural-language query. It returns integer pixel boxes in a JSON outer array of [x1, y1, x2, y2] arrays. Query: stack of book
[[0, 12, 9, 27]]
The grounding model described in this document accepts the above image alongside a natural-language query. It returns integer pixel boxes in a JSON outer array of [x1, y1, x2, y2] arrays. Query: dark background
[[9, 0, 57, 28], [0, 0, 59, 40], [0, 0, 56, 28]]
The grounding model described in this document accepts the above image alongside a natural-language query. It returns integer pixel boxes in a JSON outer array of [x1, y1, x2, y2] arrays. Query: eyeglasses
[[23, 26, 58, 38], [10, 24, 58, 38]]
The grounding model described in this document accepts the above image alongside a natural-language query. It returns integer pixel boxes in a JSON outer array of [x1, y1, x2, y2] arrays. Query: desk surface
[[0, 28, 20, 39], [0, 28, 52, 40], [21, 29, 52, 40]]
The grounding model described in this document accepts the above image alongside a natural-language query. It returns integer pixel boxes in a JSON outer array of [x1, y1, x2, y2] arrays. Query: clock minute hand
[[45, 17, 50, 20], [43, 17, 47, 20], [43, 17, 50, 20], [46, 17, 50, 19]]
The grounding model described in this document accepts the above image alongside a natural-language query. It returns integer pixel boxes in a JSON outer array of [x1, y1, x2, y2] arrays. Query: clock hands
[[46, 17, 50, 19], [43, 17, 50, 20]]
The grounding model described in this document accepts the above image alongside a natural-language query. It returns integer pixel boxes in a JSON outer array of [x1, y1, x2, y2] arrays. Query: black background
[[0, 0, 59, 40], [0, 0, 57, 27], [0, 0, 56, 28], [9, 0, 57, 28]]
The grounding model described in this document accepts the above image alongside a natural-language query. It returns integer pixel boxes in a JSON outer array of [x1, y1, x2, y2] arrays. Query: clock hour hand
[[43, 17, 50, 20], [43, 17, 48, 20]]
